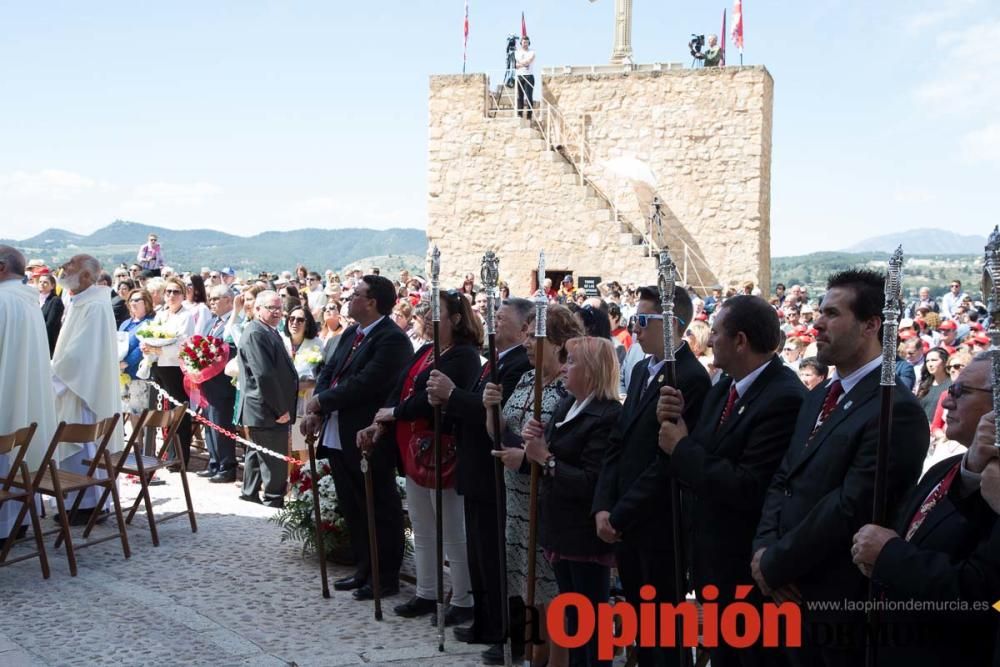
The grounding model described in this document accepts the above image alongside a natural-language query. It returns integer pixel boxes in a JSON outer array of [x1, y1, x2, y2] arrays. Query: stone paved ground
[[0, 467, 490, 667]]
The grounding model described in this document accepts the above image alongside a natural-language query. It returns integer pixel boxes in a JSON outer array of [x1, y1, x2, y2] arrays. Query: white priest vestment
[[0, 279, 58, 538], [51, 284, 123, 509]]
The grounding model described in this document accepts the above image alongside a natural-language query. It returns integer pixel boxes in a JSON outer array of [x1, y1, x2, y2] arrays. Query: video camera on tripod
[[505, 34, 518, 88], [688, 33, 706, 58]]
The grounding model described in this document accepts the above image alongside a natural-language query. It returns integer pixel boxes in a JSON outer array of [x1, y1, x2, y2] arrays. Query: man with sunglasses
[[302, 275, 412, 601], [199, 286, 238, 483], [592, 285, 711, 667], [850, 352, 999, 666], [752, 270, 929, 666]]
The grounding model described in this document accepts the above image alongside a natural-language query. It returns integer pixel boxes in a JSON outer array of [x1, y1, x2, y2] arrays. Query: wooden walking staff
[[525, 252, 546, 667], [652, 197, 692, 667], [430, 245, 446, 652], [481, 250, 513, 667], [865, 245, 904, 667], [981, 227, 1000, 450], [304, 431, 330, 598], [362, 450, 383, 620]]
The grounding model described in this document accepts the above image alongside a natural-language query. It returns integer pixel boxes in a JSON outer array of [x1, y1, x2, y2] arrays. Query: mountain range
[[2, 220, 428, 275], [838, 228, 988, 255]]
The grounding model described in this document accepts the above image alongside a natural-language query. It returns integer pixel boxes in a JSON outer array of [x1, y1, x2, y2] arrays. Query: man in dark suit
[[302, 274, 412, 601], [198, 285, 238, 483], [425, 297, 533, 657], [751, 270, 930, 666], [236, 290, 298, 508], [592, 285, 711, 667], [657, 295, 806, 667], [851, 353, 999, 666]]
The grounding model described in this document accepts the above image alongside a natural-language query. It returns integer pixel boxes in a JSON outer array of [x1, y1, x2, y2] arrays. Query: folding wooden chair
[[0, 424, 49, 578], [10, 416, 130, 576], [95, 404, 196, 546]]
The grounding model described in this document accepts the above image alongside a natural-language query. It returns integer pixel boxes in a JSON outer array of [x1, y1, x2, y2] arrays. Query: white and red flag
[[732, 0, 744, 54], [463, 0, 470, 73]]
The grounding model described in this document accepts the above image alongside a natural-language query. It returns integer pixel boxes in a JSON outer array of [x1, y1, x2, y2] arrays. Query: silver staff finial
[[658, 247, 677, 363], [431, 245, 441, 323], [535, 252, 547, 338], [880, 246, 904, 387], [982, 228, 1000, 449], [481, 251, 500, 336]]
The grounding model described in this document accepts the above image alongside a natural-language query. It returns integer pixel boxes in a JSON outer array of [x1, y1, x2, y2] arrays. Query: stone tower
[[426, 65, 773, 296]]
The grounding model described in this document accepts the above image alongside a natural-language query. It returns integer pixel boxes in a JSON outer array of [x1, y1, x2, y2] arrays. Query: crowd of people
[[4, 233, 1000, 667]]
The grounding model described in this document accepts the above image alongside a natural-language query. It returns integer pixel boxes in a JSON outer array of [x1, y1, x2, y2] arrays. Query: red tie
[[329, 330, 366, 389], [478, 361, 492, 385], [717, 384, 738, 430], [905, 462, 960, 540], [809, 379, 844, 440]]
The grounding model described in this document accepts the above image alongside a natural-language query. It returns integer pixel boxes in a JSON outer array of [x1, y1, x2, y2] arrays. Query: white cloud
[[119, 181, 221, 212], [0, 169, 111, 199], [960, 123, 1000, 162]]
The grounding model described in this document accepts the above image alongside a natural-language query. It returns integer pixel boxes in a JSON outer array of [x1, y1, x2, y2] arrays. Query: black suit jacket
[[753, 366, 929, 607], [870, 454, 999, 666], [539, 395, 622, 556], [236, 320, 298, 428], [313, 317, 412, 468], [111, 293, 129, 328], [592, 342, 711, 550], [670, 356, 806, 593], [41, 291, 64, 356], [381, 342, 482, 477], [447, 345, 532, 502]]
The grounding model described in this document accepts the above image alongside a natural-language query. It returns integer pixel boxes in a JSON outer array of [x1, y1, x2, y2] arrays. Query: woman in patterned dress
[[485, 304, 583, 667]]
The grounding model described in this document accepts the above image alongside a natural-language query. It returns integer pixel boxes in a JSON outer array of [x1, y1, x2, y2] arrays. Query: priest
[[0, 246, 58, 545], [51, 254, 123, 523]]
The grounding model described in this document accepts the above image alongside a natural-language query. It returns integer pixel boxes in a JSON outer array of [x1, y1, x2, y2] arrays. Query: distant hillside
[[843, 228, 987, 254], [772, 251, 983, 300], [5, 220, 428, 276]]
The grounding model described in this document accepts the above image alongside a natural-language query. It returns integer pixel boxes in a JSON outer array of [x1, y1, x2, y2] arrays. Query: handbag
[[224, 357, 240, 378], [405, 430, 457, 489]]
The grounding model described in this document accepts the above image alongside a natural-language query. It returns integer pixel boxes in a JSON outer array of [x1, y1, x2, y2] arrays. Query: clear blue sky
[[1, 0, 996, 256]]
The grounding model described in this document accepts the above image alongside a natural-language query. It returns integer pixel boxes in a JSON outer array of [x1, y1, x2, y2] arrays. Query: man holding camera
[[690, 33, 722, 67]]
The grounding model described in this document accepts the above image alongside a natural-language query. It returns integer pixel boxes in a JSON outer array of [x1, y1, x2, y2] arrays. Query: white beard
[[58, 273, 81, 294]]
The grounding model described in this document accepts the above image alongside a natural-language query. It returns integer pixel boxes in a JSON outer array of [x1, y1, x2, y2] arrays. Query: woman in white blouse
[[282, 302, 323, 457], [141, 275, 195, 465]]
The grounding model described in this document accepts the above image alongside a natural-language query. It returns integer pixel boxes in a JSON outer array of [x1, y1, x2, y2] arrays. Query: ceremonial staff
[[525, 252, 546, 667], [362, 450, 383, 620], [305, 431, 330, 598], [982, 227, 1000, 450], [481, 251, 513, 667], [431, 246, 446, 652], [866, 245, 904, 667], [652, 198, 691, 667]]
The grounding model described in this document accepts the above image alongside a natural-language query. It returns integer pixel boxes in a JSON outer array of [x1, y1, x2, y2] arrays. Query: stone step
[[591, 209, 615, 224], [619, 232, 645, 246]]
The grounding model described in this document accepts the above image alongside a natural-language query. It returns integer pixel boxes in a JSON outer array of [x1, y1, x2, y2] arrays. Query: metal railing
[[481, 70, 717, 292]]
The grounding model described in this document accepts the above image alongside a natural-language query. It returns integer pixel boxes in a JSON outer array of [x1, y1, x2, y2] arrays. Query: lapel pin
[[657, 374, 664, 384], [843, 400, 853, 411], [738, 405, 746, 415]]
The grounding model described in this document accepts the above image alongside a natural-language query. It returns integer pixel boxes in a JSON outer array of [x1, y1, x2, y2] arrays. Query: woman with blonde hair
[[485, 304, 583, 666], [522, 336, 622, 667]]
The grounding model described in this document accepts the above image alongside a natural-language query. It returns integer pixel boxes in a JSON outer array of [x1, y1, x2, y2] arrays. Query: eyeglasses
[[128, 298, 145, 304], [947, 363, 966, 371], [164, 289, 182, 295], [636, 314, 664, 328], [287, 316, 306, 324], [946, 382, 990, 399], [324, 307, 339, 313], [261, 305, 282, 313]]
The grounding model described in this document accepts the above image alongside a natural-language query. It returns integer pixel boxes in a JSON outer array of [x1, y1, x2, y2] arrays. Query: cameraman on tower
[[515, 36, 536, 120], [690, 33, 722, 67]]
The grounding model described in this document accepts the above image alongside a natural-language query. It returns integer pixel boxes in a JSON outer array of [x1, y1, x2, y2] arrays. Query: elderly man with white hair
[[50, 253, 123, 524], [0, 246, 58, 546]]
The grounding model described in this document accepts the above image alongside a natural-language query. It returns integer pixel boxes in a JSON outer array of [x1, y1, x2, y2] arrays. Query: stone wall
[[426, 67, 773, 296]]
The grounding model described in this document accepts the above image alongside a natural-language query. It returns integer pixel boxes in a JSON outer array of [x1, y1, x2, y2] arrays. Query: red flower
[[300, 475, 312, 492]]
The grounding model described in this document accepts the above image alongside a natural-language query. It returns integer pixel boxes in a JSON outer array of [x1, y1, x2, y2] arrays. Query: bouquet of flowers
[[179, 335, 228, 408], [293, 347, 325, 381], [270, 462, 411, 563], [270, 460, 352, 562], [135, 321, 179, 379]]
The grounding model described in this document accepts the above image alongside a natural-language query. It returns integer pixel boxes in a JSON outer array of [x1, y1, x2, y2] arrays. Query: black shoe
[[430, 603, 474, 627], [196, 469, 218, 478], [52, 509, 108, 527], [333, 575, 366, 591], [481, 643, 523, 665], [209, 471, 237, 483], [147, 476, 167, 486], [166, 463, 183, 473], [262, 498, 284, 509], [354, 582, 400, 601], [394, 595, 436, 617], [453, 625, 494, 645], [238, 494, 262, 504]]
